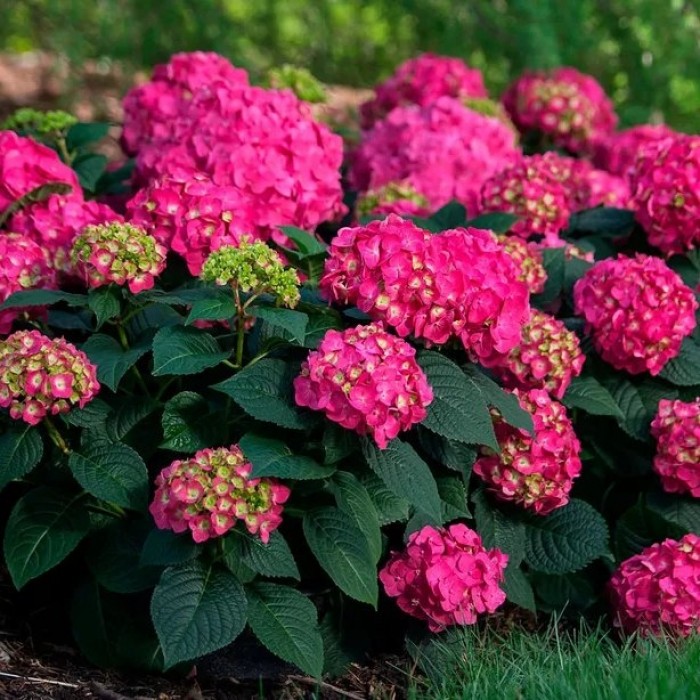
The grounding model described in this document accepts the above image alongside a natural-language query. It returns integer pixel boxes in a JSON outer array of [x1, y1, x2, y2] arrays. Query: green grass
[[408, 618, 700, 700]]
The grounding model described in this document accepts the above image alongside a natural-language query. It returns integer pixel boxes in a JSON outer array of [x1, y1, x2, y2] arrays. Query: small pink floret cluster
[[379, 524, 508, 632], [496, 235, 547, 294], [474, 389, 582, 515], [150, 444, 290, 544], [490, 310, 585, 399], [360, 53, 488, 129], [320, 215, 530, 365], [630, 134, 700, 256], [573, 254, 697, 375], [0, 233, 56, 335], [651, 399, 700, 498], [609, 534, 700, 637], [351, 97, 519, 214], [503, 67, 617, 154], [294, 323, 433, 449], [0, 330, 99, 425], [593, 124, 676, 177]]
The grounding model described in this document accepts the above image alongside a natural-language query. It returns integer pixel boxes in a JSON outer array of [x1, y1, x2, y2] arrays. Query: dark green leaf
[[361, 473, 410, 526], [428, 200, 467, 230], [251, 306, 309, 344], [279, 226, 327, 255], [322, 422, 358, 464], [533, 572, 597, 612], [0, 288, 87, 310], [563, 375, 624, 419], [417, 427, 477, 477], [647, 490, 700, 535], [239, 433, 334, 480], [437, 477, 470, 521], [0, 426, 43, 492], [659, 338, 700, 386], [88, 286, 121, 328], [105, 397, 159, 443], [184, 295, 237, 325], [566, 207, 636, 237], [152, 326, 229, 376], [466, 211, 519, 233], [62, 399, 111, 428], [66, 122, 110, 150], [607, 377, 675, 441], [532, 247, 566, 307], [82, 333, 152, 392], [161, 392, 227, 453], [614, 501, 680, 562], [503, 564, 536, 612], [472, 490, 526, 565], [141, 529, 199, 568], [74, 153, 108, 192], [225, 530, 300, 580]]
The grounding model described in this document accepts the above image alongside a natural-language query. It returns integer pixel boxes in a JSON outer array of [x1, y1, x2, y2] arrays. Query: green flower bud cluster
[[356, 181, 429, 217], [266, 64, 327, 104], [2, 108, 78, 137], [201, 240, 301, 308]]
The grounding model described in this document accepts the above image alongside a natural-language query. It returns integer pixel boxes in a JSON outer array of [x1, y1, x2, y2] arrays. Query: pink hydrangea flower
[[502, 67, 617, 154], [71, 222, 167, 294], [294, 323, 433, 449], [0, 330, 99, 425], [9, 193, 123, 273], [360, 53, 488, 129], [479, 154, 571, 244], [320, 215, 530, 365], [577, 168, 631, 209], [496, 235, 547, 294], [351, 97, 519, 214], [121, 51, 250, 154], [490, 310, 585, 399], [651, 399, 700, 498], [379, 524, 508, 632], [474, 388, 582, 515], [149, 444, 290, 544], [592, 124, 676, 177], [0, 233, 56, 335], [573, 254, 697, 375], [609, 534, 700, 637], [630, 134, 700, 256], [0, 131, 79, 212]]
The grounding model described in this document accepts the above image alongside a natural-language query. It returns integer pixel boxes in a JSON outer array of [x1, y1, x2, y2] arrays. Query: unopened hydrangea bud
[[71, 222, 167, 294], [149, 444, 290, 544], [379, 524, 508, 632], [496, 235, 547, 293], [356, 181, 431, 218], [491, 310, 585, 399], [474, 389, 582, 515], [294, 323, 433, 449], [651, 399, 700, 498], [2, 108, 78, 137], [266, 64, 327, 104], [609, 534, 700, 637], [0, 330, 100, 425], [200, 240, 301, 308]]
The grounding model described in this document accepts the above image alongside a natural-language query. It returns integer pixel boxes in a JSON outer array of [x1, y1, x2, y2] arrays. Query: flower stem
[[235, 315, 246, 368], [116, 323, 150, 395], [56, 136, 73, 165], [43, 416, 71, 455]]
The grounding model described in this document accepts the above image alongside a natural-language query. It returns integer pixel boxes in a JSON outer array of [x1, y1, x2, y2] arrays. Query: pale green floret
[[201, 240, 301, 308], [265, 64, 327, 104], [2, 108, 78, 135]]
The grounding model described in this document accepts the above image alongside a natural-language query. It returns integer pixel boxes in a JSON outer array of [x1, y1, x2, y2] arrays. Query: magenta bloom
[[592, 124, 676, 177], [294, 323, 433, 449], [360, 53, 487, 129], [0, 131, 79, 212], [609, 534, 700, 637], [351, 97, 519, 214], [497, 235, 547, 294], [320, 215, 530, 365], [490, 310, 585, 399], [150, 444, 290, 544], [502, 67, 617, 154], [0, 330, 99, 425], [474, 389, 582, 515], [9, 193, 123, 274], [379, 524, 508, 632], [0, 233, 56, 335], [573, 254, 697, 375], [651, 399, 700, 498], [630, 134, 700, 256]]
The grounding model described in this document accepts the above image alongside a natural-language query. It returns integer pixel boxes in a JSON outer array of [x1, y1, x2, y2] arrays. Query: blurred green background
[[2, 0, 699, 131]]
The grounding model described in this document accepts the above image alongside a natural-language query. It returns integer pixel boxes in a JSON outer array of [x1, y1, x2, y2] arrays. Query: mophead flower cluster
[[0, 330, 99, 425], [495, 235, 547, 294], [150, 444, 291, 544], [651, 399, 700, 498], [379, 524, 508, 632], [474, 389, 582, 515]]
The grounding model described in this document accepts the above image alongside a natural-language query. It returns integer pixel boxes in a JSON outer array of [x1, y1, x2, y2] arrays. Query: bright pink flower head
[[490, 310, 585, 399], [609, 534, 700, 637], [360, 53, 488, 129], [0, 131, 79, 212], [502, 67, 617, 154], [577, 168, 631, 209], [474, 389, 582, 515], [9, 193, 123, 273], [573, 254, 697, 375], [0, 233, 56, 336], [294, 323, 433, 449], [71, 222, 167, 294], [379, 523, 508, 632], [0, 330, 99, 425], [630, 134, 700, 256], [351, 97, 519, 214], [121, 51, 250, 154], [149, 444, 290, 544], [651, 399, 700, 498], [496, 235, 547, 294], [480, 154, 571, 244], [319, 215, 530, 364], [593, 124, 676, 177]]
